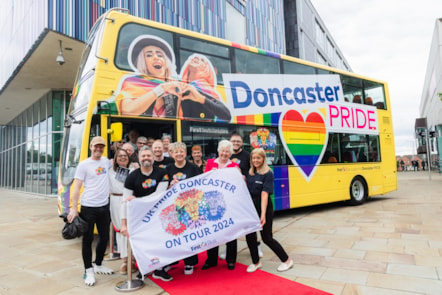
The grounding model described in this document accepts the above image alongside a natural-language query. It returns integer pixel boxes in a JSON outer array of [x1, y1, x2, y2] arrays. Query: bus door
[[109, 117, 180, 150]]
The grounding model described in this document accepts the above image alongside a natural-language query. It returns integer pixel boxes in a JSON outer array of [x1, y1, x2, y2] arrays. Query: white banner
[[127, 168, 261, 274]]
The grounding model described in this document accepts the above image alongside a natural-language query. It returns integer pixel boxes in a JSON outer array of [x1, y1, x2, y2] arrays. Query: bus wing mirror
[[109, 122, 123, 142]]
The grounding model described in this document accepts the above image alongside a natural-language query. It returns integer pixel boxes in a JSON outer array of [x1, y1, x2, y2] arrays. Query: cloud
[[311, 0, 442, 155]]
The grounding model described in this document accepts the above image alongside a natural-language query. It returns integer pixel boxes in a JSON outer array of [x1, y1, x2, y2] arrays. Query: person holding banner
[[121, 146, 172, 281], [202, 140, 240, 271], [165, 142, 200, 275], [67, 136, 114, 286], [245, 148, 294, 273]]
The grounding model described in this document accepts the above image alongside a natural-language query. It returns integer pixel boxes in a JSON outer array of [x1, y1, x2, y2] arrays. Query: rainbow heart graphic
[[278, 109, 328, 181]]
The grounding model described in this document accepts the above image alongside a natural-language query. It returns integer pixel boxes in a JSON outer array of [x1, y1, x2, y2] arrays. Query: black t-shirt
[[246, 170, 274, 199], [154, 156, 175, 169], [124, 167, 168, 198], [165, 161, 200, 184], [231, 149, 250, 176]]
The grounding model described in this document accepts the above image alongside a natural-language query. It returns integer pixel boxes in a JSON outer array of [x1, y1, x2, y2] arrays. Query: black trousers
[[170, 254, 198, 267], [80, 204, 111, 269], [246, 198, 288, 264], [205, 239, 237, 265]]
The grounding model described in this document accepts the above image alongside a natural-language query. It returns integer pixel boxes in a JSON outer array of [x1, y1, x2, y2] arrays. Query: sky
[[310, 0, 442, 156]]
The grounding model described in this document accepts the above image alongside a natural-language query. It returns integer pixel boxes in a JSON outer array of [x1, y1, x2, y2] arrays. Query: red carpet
[[151, 254, 331, 295]]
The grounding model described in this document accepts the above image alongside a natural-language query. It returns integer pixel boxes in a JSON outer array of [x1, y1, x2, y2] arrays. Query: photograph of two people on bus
[[113, 34, 231, 122]]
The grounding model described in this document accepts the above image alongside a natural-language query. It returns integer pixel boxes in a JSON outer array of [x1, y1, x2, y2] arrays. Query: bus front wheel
[[349, 176, 367, 205]]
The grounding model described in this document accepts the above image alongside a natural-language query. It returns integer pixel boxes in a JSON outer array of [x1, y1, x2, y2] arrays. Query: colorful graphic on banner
[[250, 128, 277, 163], [127, 168, 261, 274]]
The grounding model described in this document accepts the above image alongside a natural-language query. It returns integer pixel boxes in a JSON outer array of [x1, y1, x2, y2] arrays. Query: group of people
[[67, 132, 293, 287]]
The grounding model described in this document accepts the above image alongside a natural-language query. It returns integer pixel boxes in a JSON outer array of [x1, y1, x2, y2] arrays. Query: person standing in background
[[230, 133, 250, 178], [109, 148, 136, 275], [152, 140, 174, 168], [128, 129, 140, 152], [189, 145, 206, 174], [122, 143, 140, 169], [162, 134, 172, 157], [229, 133, 263, 258]]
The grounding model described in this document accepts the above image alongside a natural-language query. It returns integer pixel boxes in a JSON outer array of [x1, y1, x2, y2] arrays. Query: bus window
[[179, 49, 231, 85], [181, 120, 232, 160], [180, 37, 229, 58], [282, 60, 315, 74], [115, 23, 175, 71], [368, 135, 381, 162], [341, 75, 363, 104], [321, 133, 340, 164], [179, 36, 231, 84], [364, 80, 386, 110], [60, 111, 87, 186], [234, 48, 281, 74]]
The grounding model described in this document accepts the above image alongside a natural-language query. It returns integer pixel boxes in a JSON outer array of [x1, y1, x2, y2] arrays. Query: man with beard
[[230, 133, 250, 179], [120, 146, 172, 281]]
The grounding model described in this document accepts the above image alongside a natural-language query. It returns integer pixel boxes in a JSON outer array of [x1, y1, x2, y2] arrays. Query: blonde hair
[[135, 48, 177, 79], [169, 142, 187, 154], [249, 148, 270, 176]]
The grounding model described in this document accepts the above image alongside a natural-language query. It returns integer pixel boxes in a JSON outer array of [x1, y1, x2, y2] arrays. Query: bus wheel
[[349, 176, 367, 205]]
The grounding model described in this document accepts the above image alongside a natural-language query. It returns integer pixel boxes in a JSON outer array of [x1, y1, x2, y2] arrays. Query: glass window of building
[[316, 51, 327, 66], [315, 21, 325, 49]]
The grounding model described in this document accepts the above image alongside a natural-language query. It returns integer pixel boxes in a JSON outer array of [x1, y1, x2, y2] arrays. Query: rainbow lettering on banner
[[279, 110, 328, 181]]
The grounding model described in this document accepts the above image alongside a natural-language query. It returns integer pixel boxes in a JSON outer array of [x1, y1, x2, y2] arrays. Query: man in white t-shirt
[[67, 136, 114, 286]]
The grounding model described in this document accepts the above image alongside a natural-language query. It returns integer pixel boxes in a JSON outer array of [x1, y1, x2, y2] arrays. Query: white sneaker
[[84, 267, 95, 286], [277, 259, 293, 272], [219, 251, 226, 260], [246, 262, 262, 273], [93, 263, 114, 275], [184, 265, 194, 275], [258, 244, 264, 258]]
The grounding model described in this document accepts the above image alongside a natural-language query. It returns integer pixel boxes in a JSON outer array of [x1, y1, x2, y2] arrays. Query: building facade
[[0, 0, 350, 195], [419, 18, 442, 173]]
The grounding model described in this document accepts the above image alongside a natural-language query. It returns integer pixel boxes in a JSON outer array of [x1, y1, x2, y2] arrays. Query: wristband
[[153, 85, 165, 98]]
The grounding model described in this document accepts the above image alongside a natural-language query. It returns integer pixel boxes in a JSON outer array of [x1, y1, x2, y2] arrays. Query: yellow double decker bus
[[58, 8, 397, 214]]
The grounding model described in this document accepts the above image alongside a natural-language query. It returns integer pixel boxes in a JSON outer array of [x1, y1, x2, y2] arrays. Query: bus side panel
[[273, 166, 290, 211], [381, 133, 398, 194], [288, 165, 348, 208]]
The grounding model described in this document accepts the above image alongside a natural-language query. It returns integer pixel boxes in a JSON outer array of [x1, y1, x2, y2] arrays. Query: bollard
[[115, 239, 144, 292], [106, 224, 120, 260]]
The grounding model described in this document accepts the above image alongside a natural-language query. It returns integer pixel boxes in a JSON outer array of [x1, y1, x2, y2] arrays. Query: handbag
[[59, 213, 89, 239]]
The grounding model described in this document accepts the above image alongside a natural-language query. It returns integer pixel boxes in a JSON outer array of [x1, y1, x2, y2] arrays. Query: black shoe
[[201, 263, 217, 270], [227, 263, 235, 270], [152, 269, 173, 282]]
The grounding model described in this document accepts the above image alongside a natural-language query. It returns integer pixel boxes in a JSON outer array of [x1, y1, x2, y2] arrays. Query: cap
[[90, 136, 106, 146], [128, 35, 175, 71]]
